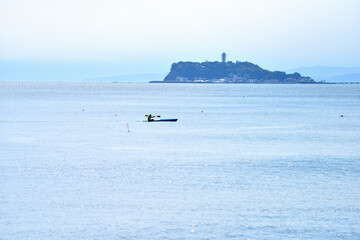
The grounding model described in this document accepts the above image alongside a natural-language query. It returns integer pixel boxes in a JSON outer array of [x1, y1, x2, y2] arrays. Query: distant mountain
[[286, 66, 360, 82], [0, 60, 166, 82], [84, 73, 165, 82], [153, 61, 315, 84], [327, 73, 360, 82]]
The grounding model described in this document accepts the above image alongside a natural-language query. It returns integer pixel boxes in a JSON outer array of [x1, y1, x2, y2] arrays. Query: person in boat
[[147, 114, 154, 121]]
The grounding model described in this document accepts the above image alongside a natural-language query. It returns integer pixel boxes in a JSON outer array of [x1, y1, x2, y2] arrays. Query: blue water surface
[[0, 82, 359, 239]]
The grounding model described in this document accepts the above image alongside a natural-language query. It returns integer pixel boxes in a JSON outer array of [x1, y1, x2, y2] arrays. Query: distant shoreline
[[0, 80, 359, 84], [149, 81, 359, 84]]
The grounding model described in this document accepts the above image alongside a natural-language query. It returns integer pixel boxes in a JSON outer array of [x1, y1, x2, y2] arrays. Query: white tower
[[221, 52, 226, 63]]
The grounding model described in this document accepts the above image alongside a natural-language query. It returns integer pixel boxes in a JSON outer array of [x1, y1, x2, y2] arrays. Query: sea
[[1, 82, 359, 239]]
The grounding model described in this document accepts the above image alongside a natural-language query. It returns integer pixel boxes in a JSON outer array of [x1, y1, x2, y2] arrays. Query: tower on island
[[221, 52, 226, 63]]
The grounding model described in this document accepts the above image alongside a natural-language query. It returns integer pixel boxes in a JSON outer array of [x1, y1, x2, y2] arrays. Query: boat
[[143, 119, 178, 122]]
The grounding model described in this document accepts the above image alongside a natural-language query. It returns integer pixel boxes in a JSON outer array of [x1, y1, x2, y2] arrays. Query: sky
[[1, 0, 359, 81]]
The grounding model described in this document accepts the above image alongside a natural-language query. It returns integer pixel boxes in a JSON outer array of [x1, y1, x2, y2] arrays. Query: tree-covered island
[[151, 53, 316, 84]]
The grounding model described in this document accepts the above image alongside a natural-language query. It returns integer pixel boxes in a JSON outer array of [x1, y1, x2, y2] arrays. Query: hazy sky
[[1, 0, 359, 77]]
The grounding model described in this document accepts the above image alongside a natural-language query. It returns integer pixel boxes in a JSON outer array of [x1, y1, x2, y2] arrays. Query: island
[[151, 53, 316, 84]]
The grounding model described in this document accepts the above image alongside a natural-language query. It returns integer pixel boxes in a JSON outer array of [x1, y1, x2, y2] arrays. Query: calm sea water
[[1, 82, 359, 239]]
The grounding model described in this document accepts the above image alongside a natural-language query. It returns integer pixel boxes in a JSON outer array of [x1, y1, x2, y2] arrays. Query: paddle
[[145, 115, 161, 117]]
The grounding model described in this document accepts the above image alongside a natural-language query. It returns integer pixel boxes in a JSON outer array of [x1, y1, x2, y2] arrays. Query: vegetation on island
[[155, 61, 316, 84]]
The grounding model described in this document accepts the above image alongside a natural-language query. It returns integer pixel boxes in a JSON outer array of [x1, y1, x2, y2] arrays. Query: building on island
[[222, 52, 226, 63]]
